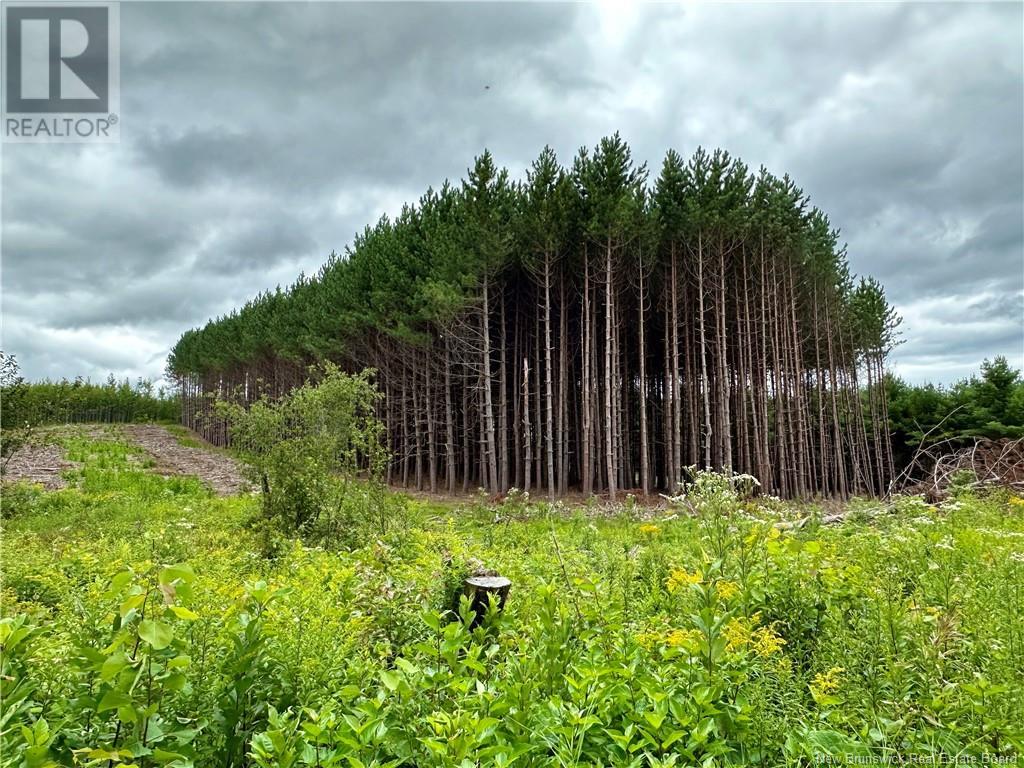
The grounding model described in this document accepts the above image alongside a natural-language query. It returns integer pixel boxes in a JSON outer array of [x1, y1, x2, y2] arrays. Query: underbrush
[[2, 432, 1022, 766]]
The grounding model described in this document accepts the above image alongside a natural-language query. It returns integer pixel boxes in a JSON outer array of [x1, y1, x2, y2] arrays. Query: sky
[[2, 1, 1022, 387]]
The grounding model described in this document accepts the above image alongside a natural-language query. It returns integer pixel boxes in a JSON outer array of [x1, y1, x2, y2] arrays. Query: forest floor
[[397, 485, 673, 515], [1, 424, 114, 490]]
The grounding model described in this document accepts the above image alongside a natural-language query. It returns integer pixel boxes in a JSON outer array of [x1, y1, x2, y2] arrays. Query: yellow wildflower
[[639, 523, 661, 536], [723, 617, 753, 651], [722, 612, 783, 656], [665, 628, 701, 651], [1010, 497, 1024, 507], [635, 632, 661, 650], [751, 625, 786, 657], [810, 666, 844, 704], [636, 628, 701, 653], [666, 568, 703, 593], [715, 580, 741, 600]]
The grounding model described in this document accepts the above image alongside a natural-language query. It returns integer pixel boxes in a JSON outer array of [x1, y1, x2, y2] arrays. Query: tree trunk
[[522, 356, 532, 495], [481, 280, 499, 493], [543, 252, 556, 500], [697, 234, 713, 471], [604, 237, 617, 501]]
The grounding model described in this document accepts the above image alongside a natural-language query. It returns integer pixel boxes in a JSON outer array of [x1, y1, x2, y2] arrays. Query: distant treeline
[[888, 356, 1024, 469], [1, 354, 179, 428]]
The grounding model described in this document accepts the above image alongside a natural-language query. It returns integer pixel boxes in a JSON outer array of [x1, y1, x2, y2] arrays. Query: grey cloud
[[126, 2, 586, 195], [197, 218, 320, 276], [135, 128, 264, 189], [2, 2, 1021, 384], [967, 292, 1024, 322]]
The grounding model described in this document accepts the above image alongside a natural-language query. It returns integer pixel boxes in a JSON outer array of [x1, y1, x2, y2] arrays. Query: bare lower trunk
[[638, 258, 650, 496], [482, 281, 499, 492], [697, 235, 712, 471], [604, 237, 617, 501], [543, 254, 556, 500], [522, 357, 532, 494]]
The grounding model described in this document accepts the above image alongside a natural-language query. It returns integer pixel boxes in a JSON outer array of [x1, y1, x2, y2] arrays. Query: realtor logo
[[3, 2, 120, 142]]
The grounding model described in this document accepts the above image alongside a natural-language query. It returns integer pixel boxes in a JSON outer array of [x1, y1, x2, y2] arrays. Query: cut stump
[[462, 575, 511, 627]]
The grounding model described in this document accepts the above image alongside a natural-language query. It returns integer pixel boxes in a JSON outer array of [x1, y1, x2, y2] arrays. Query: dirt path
[[2, 441, 77, 490], [122, 424, 250, 496]]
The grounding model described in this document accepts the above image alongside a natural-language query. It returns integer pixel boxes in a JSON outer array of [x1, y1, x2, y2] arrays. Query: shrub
[[217, 364, 399, 550]]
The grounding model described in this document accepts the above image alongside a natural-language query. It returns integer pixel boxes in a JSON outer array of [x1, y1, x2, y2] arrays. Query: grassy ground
[[2, 427, 1023, 767]]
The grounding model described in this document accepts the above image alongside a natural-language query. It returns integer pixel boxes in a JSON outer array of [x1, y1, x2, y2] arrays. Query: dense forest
[[168, 136, 901, 499]]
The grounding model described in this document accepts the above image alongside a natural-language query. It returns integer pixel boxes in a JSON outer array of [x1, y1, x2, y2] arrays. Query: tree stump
[[462, 575, 511, 628]]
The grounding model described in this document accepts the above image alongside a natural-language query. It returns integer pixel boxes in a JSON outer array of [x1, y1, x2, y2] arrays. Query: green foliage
[[217, 364, 399, 549], [166, 138, 904, 498], [3, 428, 1023, 766], [1, 352, 36, 475], [1, 352, 178, 437], [888, 356, 1024, 467], [2, 562, 201, 767]]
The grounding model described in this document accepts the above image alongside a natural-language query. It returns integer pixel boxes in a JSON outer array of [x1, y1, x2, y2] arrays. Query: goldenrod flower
[[665, 628, 701, 651], [636, 628, 701, 653], [810, 666, 844, 703], [723, 617, 752, 651], [635, 632, 661, 650], [722, 612, 784, 656], [751, 625, 786, 657], [716, 580, 741, 600], [639, 523, 661, 536], [667, 568, 703, 593]]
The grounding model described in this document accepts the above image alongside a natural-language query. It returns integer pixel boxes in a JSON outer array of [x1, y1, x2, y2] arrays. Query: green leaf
[[394, 657, 419, 676], [421, 611, 442, 632], [169, 606, 199, 621], [101, 652, 129, 682], [106, 571, 133, 596], [164, 673, 187, 691], [159, 563, 195, 586], [662, 730, 686, 750], [98, 689, 133, 712], [120, 592, 146, 618], [152, 749, 189, 764], [644, 711, 666, 730], [139, 619, 174, 650], [379, 670, 400, 692]]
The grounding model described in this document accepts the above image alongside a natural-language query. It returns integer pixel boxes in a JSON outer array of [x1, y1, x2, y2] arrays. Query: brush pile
[[894, 437, 1024, 500]]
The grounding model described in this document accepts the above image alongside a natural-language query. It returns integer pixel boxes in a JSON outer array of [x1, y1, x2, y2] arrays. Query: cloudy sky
[[2, 1, 1022, 386]]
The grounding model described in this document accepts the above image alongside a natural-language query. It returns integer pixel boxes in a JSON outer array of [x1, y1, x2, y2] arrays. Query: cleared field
[[2, 427, 1023, 767]]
